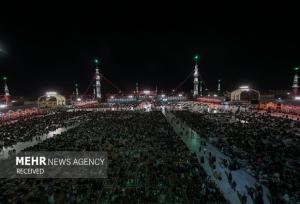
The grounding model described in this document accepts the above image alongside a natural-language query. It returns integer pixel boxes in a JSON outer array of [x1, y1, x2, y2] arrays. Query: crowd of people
[[173, 109, 300, 203], [0, 110, 227, 203], [3, 102, 296, 203], [0, 110, 90, 148]]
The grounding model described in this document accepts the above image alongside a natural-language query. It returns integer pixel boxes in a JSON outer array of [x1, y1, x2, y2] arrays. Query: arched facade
[[230, 88, 260, 102], [38, 94, 66, 108]]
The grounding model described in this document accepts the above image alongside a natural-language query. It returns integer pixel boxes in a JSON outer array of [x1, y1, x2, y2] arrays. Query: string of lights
[[99, 73, 122, 93], [174, 70, 194, 92]]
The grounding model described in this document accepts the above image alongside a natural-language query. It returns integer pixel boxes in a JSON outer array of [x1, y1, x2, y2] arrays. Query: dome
[[37, 92, 66, 108], [230, 86, 260, 102]]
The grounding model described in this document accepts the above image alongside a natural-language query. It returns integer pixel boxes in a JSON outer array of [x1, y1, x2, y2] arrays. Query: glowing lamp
[[46, 91, 57, 96], [239, 86, 249, 89], [143, 90, 150, 95], [295, 96, 300, 100], [0, 104, 7, 109]]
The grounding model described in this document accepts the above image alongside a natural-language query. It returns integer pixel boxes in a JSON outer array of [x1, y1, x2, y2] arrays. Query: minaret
[[94, 59, 101, 99], [218, 79, 221, 94], [292, 67, 299, 95], [136, 82, 139, 98], [93, 84, 96, 98], [193, 55, 199, 97], [75, 83, 79, 98], [3, 77, 10, 96], [200, 81, 203, 96]]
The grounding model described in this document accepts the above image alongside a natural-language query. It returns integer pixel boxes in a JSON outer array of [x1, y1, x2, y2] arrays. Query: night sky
[[0, 5, 299, 98]]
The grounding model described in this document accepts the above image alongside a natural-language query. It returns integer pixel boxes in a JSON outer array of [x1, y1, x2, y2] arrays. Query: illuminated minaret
[[3, 77, 10, 96], [94, 59, 101, 99], [200, 80, 203, 96], [193, 55, 199, 97], [292, 67, 299, 95], [75, 83, 79, 98], [136, 82, 139, 98], [218, 79, 221, 94], [93, 84, 96, 98]]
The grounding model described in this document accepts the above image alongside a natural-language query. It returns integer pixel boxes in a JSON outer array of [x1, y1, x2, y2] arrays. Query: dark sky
[[0, 5, 299, 98]]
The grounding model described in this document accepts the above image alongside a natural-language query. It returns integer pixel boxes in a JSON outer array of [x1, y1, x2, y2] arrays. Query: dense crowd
[[0, 111, 227, 203], [0, 110, 90, 148], [173, 110, 300, 203]]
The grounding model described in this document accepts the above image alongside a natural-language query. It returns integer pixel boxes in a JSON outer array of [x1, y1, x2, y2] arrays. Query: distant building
[[107, 90, 187, 104], [258, 99, 300, 115], [0, 105, 40, 121], [197, 96, 223, 105], [37, 92, 66, 108], [260, 90, 291, 101], [157, 94, 186, 102], [230, 86, 260, 103], [107, 97, 137, 104]]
